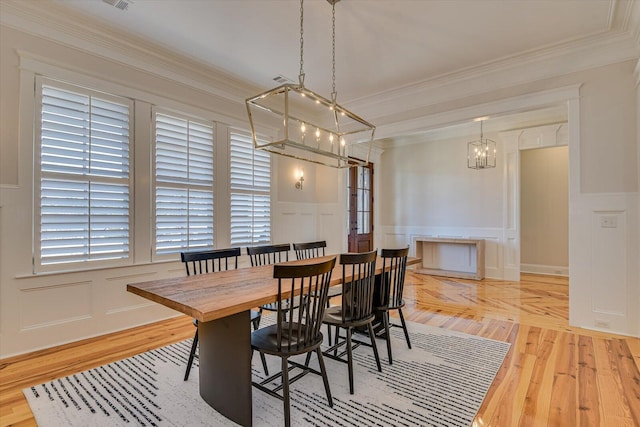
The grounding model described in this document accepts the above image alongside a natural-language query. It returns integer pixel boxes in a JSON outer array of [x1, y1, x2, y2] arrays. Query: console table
[[414, 237, 485, 280]]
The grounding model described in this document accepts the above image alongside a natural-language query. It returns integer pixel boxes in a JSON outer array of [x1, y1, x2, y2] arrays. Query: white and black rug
[[24, 320, 510, 427]]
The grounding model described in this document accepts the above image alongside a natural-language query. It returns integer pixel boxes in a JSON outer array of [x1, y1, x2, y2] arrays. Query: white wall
[[0, 12, 638, 359], [0, 25, 346, 358], [379, 133, 505, 279], [520, 146, 569, 275], [378, 61, 639, 337]]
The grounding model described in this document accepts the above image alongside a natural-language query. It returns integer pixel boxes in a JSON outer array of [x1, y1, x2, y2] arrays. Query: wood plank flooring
[[1, 272, 638, 426]]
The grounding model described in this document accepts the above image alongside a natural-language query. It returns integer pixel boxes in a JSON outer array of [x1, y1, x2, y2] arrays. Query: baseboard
[[521, 263, 568, 277]]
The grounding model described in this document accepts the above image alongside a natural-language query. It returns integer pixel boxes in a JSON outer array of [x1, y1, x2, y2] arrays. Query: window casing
[[229, 130, 271, 246], [153, 110, 215, 256], [35, 78, 133, 270]]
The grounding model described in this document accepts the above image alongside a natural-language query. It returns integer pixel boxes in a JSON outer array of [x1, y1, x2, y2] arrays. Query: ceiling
[[27, 0, 640, 138]]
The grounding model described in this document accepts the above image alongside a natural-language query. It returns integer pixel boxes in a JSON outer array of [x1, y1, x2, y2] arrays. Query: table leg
[[198, 310, 252, 426]]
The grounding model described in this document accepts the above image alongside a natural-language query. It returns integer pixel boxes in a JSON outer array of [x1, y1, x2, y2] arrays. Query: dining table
[[127, 254, 421, 426]]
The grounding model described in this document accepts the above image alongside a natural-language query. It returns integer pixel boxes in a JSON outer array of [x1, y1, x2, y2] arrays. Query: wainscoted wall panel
[[20, 281, 92, 330], [317, 204, 344, 254], [272, 202, 318, 247], [273, 202, 345, 254], [381, 226, 505, 279], [104, 272, 165, 315], [4, 261, 184, 357], [570, 193, 639, 337], [420, 242, 477, 274], [591, 210, 627, 316], [479, 237, 501, 279]]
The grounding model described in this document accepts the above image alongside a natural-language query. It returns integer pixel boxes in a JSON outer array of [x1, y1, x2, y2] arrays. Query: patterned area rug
[[24, 320, 510, 426]]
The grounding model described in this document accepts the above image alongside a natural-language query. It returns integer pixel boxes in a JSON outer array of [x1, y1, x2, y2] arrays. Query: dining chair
[[322, 250, 382, 394], [246, 244, 300, 321], [251, 257, 336, 427], [180, 247, 267, 380], [293, 240, 341, 343], [374, 247, 411, 365], [292, 240, 326, 260], [246, 243, 291, 266]]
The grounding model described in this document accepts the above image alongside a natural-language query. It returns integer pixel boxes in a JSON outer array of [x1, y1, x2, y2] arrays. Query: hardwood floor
[[1, 272, 638, 426]]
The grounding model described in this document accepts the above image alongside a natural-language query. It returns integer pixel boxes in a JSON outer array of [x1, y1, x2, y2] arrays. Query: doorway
[[347, 163, 374, 252], [520, 146, 569, 276]]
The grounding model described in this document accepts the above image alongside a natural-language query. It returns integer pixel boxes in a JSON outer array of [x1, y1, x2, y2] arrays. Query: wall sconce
[[295, 169, 304, 190]]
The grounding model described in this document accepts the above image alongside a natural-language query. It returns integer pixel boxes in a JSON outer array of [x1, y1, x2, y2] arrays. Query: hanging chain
[[331, 1, 337, 104], [299, 0, 305, 87]]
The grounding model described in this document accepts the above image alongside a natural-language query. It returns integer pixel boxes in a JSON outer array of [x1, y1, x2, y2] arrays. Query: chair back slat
[[272, 257, 336, 352], [378, 247, 409, 309], [247, 243, 291, 266], [339, 250, 377, 323], [180, 247, 241, 276], [293, 240, 327, 260]]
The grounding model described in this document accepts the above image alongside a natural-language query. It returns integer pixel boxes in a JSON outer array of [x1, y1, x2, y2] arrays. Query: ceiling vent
[[102, 0, 133, 11], [272, 75, 294, 84]]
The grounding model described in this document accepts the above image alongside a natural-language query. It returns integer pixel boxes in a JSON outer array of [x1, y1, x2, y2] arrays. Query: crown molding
[[373, 85, 581, 142], [0, 0, 261, 106], [1, 0, 638, 128], [346, 1, 639, 122], [348, 30, 638, 124]]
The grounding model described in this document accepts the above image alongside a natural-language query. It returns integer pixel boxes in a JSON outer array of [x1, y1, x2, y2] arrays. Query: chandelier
[[467, 120, 496, 169], [245, 0, 375, 168]]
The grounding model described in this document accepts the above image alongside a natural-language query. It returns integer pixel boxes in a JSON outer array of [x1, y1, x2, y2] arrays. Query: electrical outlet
[[595, 319, 610, 329], [600, 216, 617, 228]]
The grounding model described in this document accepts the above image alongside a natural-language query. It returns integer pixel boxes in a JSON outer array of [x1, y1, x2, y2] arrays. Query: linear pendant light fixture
[[246, 0, 375, 168], [467, 119, 497, 169]]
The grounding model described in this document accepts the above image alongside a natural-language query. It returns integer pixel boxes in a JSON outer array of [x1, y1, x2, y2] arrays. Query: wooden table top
[[127, 255, 421, 323]]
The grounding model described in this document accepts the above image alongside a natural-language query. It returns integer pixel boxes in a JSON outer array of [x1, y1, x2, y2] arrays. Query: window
[[229, 131, 271, 246], [154, 111, 215, 255], [36, 79, 132, 268]]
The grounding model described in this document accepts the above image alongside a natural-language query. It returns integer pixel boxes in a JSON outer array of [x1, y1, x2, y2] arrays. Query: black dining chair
[[292, 240, 326, 260], [293, 240, 341, 343], [374, 247, 411, 365], [247, 244, 301, 322], [247, 243, 291, 266], [322, 250, 382, 394], [294, 240, 341, 300], [251, 257, 336, 427], [180, 247, 267, 380]]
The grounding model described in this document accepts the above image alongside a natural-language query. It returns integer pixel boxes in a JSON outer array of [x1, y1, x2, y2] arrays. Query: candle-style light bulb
[[301, 123, 306, 133], [315, 128, 320, 139]]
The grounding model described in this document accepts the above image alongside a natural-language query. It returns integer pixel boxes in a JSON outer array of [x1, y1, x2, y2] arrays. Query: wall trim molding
[[521, 263, 569, 277]]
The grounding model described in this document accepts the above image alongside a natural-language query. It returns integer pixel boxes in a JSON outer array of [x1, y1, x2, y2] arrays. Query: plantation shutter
[[154, 112, 214, 254], [229, 131, 271, 246], [38, 83, 131, 266]]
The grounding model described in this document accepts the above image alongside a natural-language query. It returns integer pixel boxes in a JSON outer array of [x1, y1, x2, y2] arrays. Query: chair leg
[[281, 357, 291, 427], [259, 351, 269, 376], [367, 322, 382, 372], [252, 313, 261, 330], [382, 311, 393, 365], [251, 316, 269, 375], [315, 348, 333, 407], [184, 329, 198, 381], [346, 328, 354, 394], [398, 308, 412, 349]]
